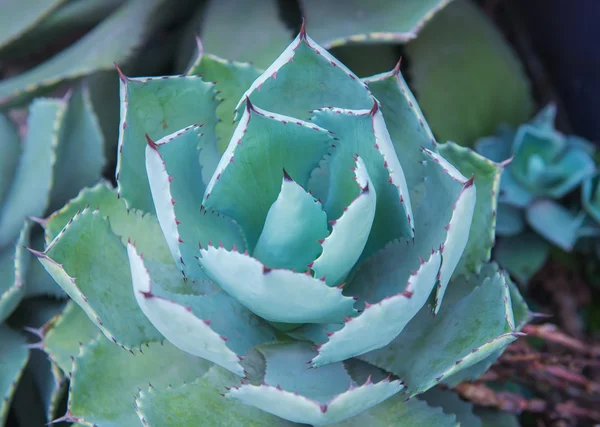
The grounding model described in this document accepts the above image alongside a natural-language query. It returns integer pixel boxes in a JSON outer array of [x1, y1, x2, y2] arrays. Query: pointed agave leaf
[[66, 337, 213, 427], [48, 85, 106, 211], [359, 265, 518, 396], [303, 0, 453, 48], [0, 0, 169, 107], [309, 106, 413, 258], [0, 326, 29, 426], [45, 182, 172, 263], [25, 234, 65, 298], [187, 43, 262, 153], [135, 366, 297, 426], [363, 66, 436, 205], [228, 342, 403, 426], [311, 156, 376, 286], [117, 73, 220, 213], [0, 114, 20, 205], [420, 388, 481, 427], [128, 243, 276, 376], [198, 245, 356, 323], [405, 0, 534, 146], [145, 126, 246, 281], [198, 0, 292, 69], [437, 142, 501, 276], [43, 301, 99, 374], [0, 99, 65, 246], [253, 173, 328, 272], [312, 251, 441, 367], [234, 30, 373, 122], [0, 221, 32, 323], [203, 103, 333, 249], [37, 209, 162, 350]]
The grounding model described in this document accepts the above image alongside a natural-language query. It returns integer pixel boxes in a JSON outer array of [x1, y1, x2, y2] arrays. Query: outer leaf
[[202, 103, 333, 249], [135, 366, 298, 426], [253, 173, 328, 272], [66, 337, 213, 427], [0, 326, 29, 426], [187, 42, 262, 153], [228, 342, 403, 426], [234, 31, 373, 123], [526, 200, 587, 251], [0, 0, 65, 52], [145, 126, 246, 281], [0, 221, 32, 323], [312, 251, 441, 367], [437, 142, 501, 276], [0, 114, 20, 205], [494, 233, 550, 284], [303, 0, 453, 47], [199, 0, 292, 69], [0, 0, 169, 107], [420, 388, 481, 427], [127, 243, 277, 376], [36, 209, 163, 350], [406, 0, 534, 146], [0, 99, 64, 246], [43, 301, 99, 374], [359, 265, 518, 397], [49, 85, 105, 211], [198, 245, 356, 324], [117, 73, 220, 213]]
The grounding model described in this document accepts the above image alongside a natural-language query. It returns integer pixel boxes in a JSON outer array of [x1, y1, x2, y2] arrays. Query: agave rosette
[[33, 27, 529, 426]]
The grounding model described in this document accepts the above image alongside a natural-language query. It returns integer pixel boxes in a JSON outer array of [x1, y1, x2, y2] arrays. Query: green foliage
[[33, 28, 529, 425], [475, 105, 599, 283]]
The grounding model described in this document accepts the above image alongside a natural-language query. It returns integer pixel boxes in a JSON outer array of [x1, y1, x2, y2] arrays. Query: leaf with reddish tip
[[312, 251, 441, 367], [45, 182, 172, 264], [0, 326, 29, 426], [309, 107, 413, 259], [67, 336, 213, 427], [0, 99, 65, 246], [48, 84, 106, 212], [311, 156, 376, 287], [202, 104, 333, 249], [198, 245, 356, 323], [44, 301, 99, 374], [253, 174, 328, 272], [0, 220, 32, 323], [234, 32, 372, 123], [359, 264, 517, 396], [117, 73, 220, 213], [303, 0, 453, 49], [135, 366, 297, 426], [128, 243, 276, 376], [437, 142, 501, 277], [187, 49, 262, 153], [145, 125, 246, 281], [0, 0, 169, 108], [363, 66, 437, 199], [228, 342, 403, 426], [39, 209, 163, 349], [24, 235, 65, 298]]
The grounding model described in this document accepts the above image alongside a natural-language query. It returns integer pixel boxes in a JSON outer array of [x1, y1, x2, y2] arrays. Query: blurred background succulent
[[25, 28, 530, 426], [0, 87, 104, 426], [475, 105, 599, 284]]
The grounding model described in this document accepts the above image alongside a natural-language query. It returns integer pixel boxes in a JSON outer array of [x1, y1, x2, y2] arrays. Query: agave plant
[[30, 26, 529, 426], [475, 105, 598, 283], [0, 87, 104, 426]]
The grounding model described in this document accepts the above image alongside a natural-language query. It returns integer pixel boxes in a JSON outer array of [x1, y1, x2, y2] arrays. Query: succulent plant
[[475, 104, 598, 283], [0, 86, 105, 426], [30, 26, 529, 426]]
